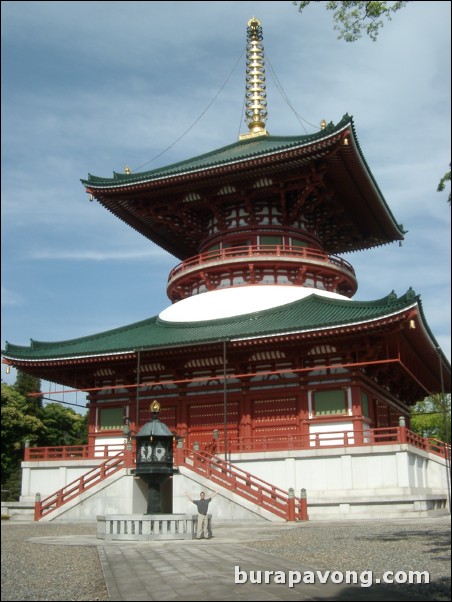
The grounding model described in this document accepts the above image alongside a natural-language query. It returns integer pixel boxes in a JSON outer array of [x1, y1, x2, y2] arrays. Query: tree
[[410, 394, 451, 444], [37, 403, 88, 448], [13, 370, 43, 416], [437, 165, 451, 206], [1, 383, 44, 498], [1, 375, 89, 502], [292, 1, 410, 42]]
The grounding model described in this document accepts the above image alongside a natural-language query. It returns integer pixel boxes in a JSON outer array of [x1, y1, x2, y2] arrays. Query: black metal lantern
[[134, 400, 175, 513]]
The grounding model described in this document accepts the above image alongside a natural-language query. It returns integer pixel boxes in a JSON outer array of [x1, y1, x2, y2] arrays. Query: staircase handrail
[[34, 448, 134, 521], [179, 447, 305, 521]]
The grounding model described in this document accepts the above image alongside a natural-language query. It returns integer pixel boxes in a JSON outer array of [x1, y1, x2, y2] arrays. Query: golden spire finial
[[239, 17, 269, 140]]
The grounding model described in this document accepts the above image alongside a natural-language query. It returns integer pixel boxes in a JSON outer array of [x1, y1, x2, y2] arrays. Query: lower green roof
[[3, 290, 421, 362]]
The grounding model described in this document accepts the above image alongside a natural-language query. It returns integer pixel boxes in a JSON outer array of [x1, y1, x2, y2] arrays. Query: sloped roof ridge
[[4, 315, 159, 353], [156, 289, 414, 329], [2, 289, 421, 361], [83, 115, 352, 186], [347, 119, 406, 236]]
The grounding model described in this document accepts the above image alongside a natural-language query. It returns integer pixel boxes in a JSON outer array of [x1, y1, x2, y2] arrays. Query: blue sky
[[2, 1, 451, 412]]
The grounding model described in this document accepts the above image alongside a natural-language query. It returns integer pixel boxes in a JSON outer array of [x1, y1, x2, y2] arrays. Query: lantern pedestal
[[139, 473, 172, 514]]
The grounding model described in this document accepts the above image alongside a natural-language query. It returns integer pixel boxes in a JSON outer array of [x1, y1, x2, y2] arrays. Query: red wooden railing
[[167, 244, 357, 283], [212, 427, 451, 459], [25, 443, 125, 461], [32, 426, 449, 522], [26, 427, 451, 463], [34, 448, 135, 521], [175, 447, 307, 521], [33, 445, 307, 522], [425, 437, 451, 458]]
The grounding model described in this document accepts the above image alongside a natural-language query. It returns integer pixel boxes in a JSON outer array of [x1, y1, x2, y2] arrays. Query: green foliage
[[37, 403, 88, 447], [1, 467, 22, 502], [1, 383, 44, 485], [1, 376, 88, 501], [410, 394, 451, 444], [13, 371, 42, 415], [293, 1, 409, 42], [437, 165, 451, 206]]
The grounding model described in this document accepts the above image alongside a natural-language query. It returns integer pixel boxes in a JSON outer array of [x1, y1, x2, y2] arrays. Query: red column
[[398, 416, 408, 444], [178, 398, 188, 445], [86, 392, 98, 448], [34, 494, 42, 522], [299, 488, 309, 521], [350, 384, 363, 445], [239, 391, 252, 450], [298, 383, 309, 448], [124, 443, 134, 468], [287, 488, 295, 522]]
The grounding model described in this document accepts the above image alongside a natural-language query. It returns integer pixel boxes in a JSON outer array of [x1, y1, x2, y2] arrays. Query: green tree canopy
[[1, 383, 44, 483], [292, 1, 409, 42], [37, 403, 88, 447], [1, 376, 89, 501], [410, 394, 451, 444], [13, 370, 43, 415]]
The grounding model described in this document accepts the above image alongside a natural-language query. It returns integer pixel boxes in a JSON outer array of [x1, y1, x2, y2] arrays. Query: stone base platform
[[96, 514, 211, 541]]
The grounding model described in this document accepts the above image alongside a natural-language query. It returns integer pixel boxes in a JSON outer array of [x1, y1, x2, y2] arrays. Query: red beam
[[28, 358, 401, 397]]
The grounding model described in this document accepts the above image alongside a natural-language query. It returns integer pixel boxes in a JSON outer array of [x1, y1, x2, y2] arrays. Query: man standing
[[185, 490, 217, 539]]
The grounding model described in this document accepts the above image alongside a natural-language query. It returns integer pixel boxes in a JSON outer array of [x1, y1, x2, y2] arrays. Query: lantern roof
[[136, 419, 173, 439]]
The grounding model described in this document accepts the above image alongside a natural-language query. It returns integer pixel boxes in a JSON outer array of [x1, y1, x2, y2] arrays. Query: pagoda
[[3, 18, 450, 521]]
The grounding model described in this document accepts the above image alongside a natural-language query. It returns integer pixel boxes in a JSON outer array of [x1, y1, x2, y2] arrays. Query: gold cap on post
[[150, 400, 161, 413]]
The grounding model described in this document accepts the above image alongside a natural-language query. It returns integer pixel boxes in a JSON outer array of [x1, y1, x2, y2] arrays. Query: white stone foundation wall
[[229, 444, 449, 500], [18, 443, 450, 521]]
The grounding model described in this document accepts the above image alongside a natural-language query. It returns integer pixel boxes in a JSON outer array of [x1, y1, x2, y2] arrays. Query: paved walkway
[[29, 520, 430, 601]]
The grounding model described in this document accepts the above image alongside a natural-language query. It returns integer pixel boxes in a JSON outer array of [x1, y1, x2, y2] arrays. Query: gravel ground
[[1, 523, 108, 601], [1, 517, 450, 601], [248, 518, 451, 601]]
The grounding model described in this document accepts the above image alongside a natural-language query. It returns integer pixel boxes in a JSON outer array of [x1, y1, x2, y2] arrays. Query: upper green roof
[[82, 117, 351, 188], [3, 289, 424, 362], [80, 114, 405, 258]]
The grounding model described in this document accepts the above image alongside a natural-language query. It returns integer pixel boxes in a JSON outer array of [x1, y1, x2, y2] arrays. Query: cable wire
[[132, 49, 245, 173], [266, 56, 320, 133]]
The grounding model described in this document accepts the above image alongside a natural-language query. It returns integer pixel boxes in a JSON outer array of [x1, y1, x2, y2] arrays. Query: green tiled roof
[[3, 289, 423, 362], [80, 114, 405, 257], [82, 116, 351, 188]]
